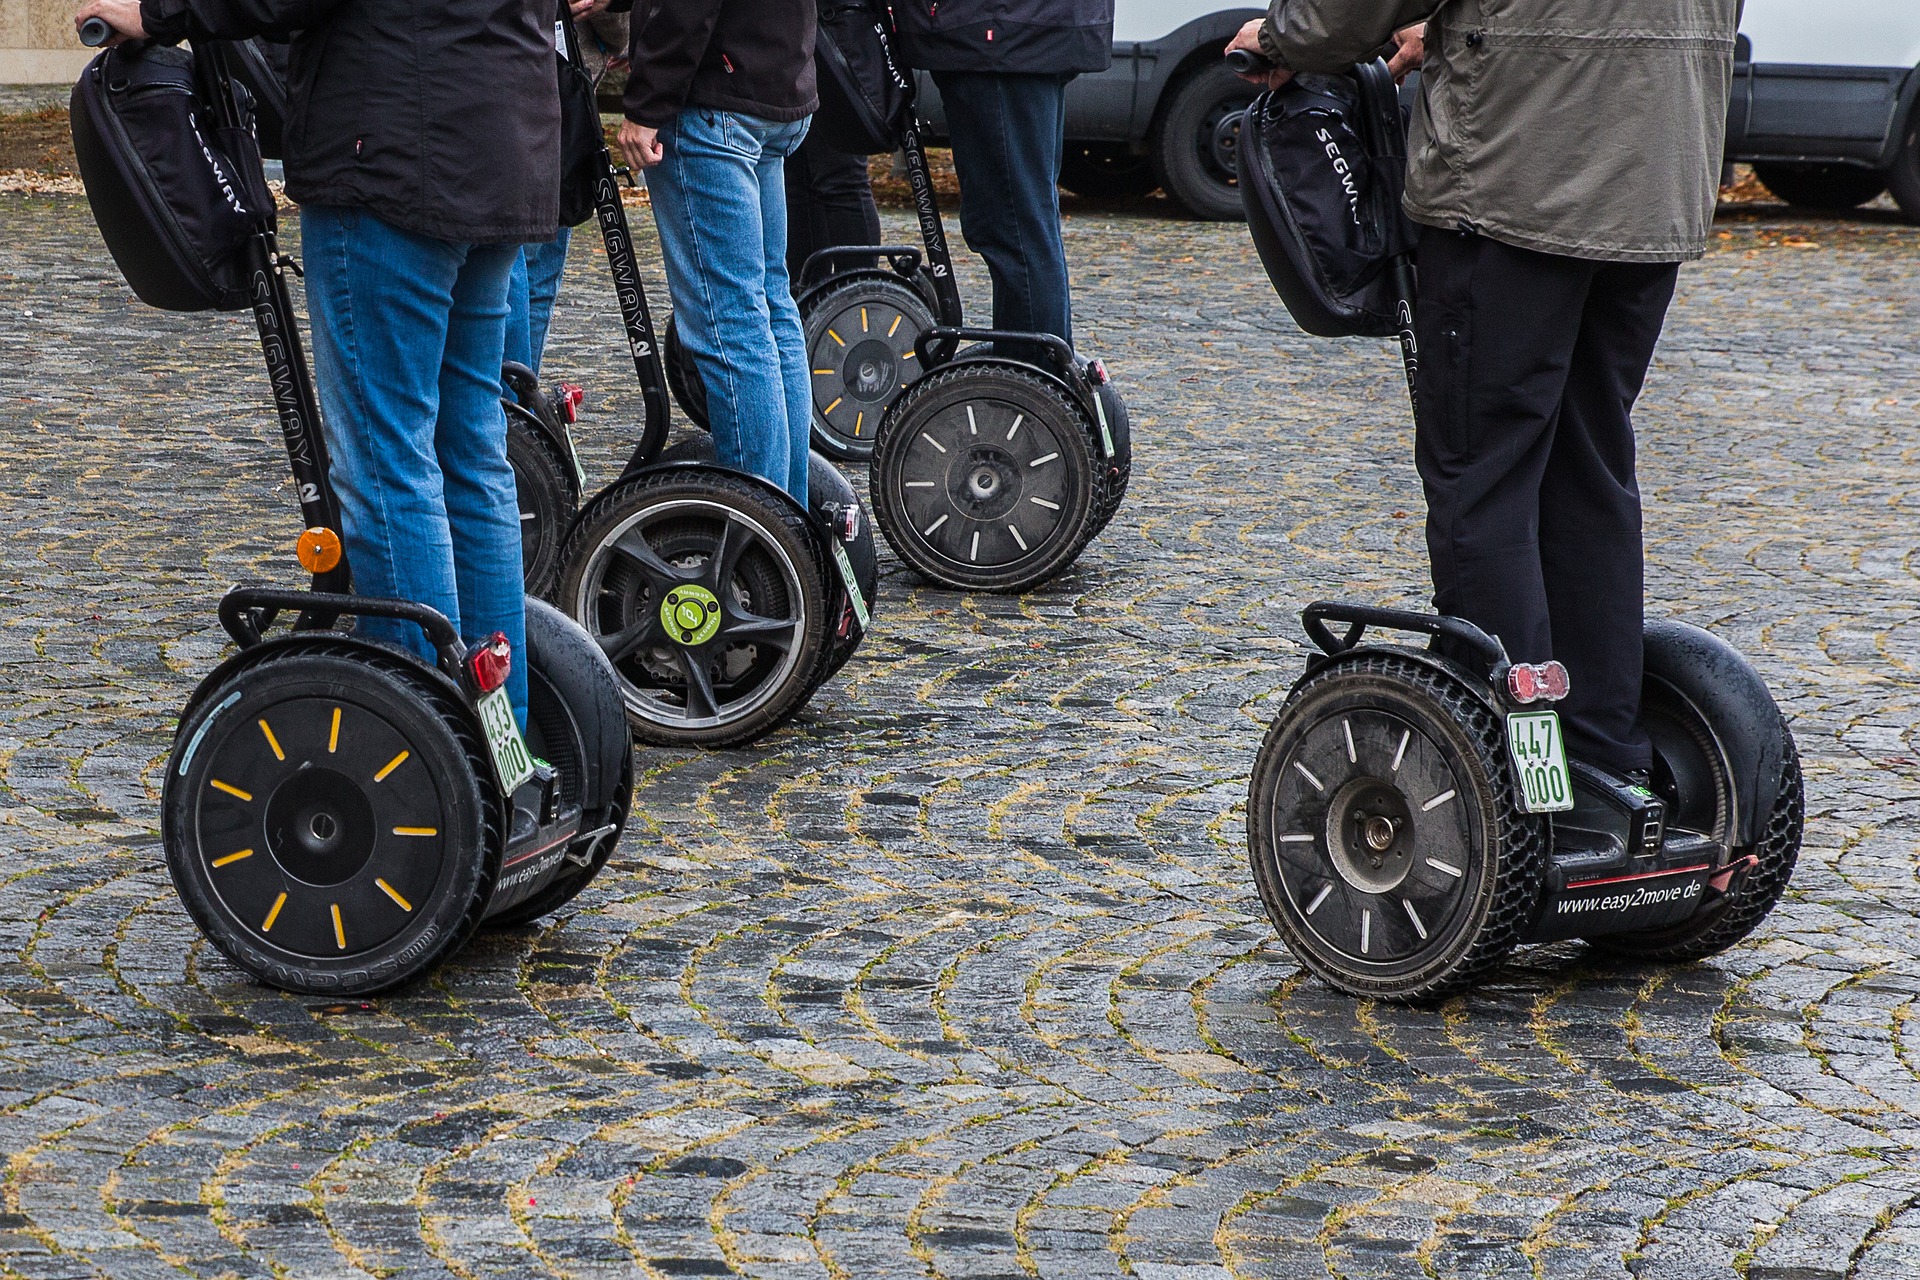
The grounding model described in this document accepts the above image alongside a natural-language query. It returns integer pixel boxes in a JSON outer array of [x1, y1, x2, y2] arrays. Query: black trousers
[[783, 132, 881, 282], [1413, 226, 1680, 773]]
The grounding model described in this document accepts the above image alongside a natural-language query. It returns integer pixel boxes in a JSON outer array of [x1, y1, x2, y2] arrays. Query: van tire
[[1151, 61, 1257, 221]]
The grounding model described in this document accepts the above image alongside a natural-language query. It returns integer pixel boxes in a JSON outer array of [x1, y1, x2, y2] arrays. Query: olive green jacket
[[1259, 0, 1739, 262]]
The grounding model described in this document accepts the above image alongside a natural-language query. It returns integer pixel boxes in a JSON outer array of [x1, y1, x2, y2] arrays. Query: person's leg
[[300, 205, 465, 669], [647, 110, 795, 497], [762, 118, 814, 506], [521, 227, 571, 375], [931, 70, 1073, 347], [504, 245, 534, 371], [434, 242, 529, 727], [1413, 227, 1593, 676], [1537, 260, 1679, 772], [784, 132, 881, 279]]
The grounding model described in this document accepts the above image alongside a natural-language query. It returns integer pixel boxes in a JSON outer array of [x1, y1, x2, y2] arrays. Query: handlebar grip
[[1225, 47, 1274, 74], [79, 17, 113, 46]]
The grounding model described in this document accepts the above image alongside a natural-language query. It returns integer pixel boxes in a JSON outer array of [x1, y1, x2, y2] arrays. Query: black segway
[[548, 13, 878, 748], [72, 29, 633, 993], [1237, 59, 1803, 1001]]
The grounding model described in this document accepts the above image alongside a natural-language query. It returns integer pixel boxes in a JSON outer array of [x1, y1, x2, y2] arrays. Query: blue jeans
[[932, 71, 1075, 350], [505, 227, 571, 376], [301, 205, 529, 728], [648, 109, 812, 506]]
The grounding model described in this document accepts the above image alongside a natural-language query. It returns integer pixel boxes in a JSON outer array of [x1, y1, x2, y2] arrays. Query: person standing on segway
[[618, 0, 818, 508], [73, 0, 560, 744], [893, 0, 1114, 353], [1228, 0, 1741, 793]]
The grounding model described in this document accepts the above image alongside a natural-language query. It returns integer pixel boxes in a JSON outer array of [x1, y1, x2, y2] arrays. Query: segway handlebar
[[220, 586, 469, 677], [1302, 601, 1509, 671], [78, 16, 113, 45], [1225, 48, 1275, 74], [798, 245, 923, 291]]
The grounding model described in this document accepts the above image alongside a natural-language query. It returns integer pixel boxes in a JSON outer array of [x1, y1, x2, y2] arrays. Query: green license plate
[[1506, 709, 1573, 814], [829, 540, 870, 632], [477, 685, 537, 796]]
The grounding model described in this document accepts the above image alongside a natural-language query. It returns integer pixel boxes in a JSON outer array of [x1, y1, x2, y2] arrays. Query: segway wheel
[[557, 469, 831, 747], [509, 413, 577, 598], [871, 363, 1108, 593], [1247, 652, 1549, 1001], [1088, 379, 1132, 536], [1587, 704, 1804, 963], [803, 274, 936, 461], [663, 316, 709, 431], [484, 599, 634, 926], [163, 642, 499, 994]]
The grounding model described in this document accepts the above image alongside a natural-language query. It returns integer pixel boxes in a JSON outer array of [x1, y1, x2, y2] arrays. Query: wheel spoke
[[611, 528, 687, 592], [701, 514, 748, 595], [676, 649, 721, 720], [597, 615, 660, 664], [716, 609, 799, 652]]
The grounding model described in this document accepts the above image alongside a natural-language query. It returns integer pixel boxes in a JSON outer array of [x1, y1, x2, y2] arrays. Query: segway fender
[[1643, 619, 1787, 849], [1288, 641, 1498, 717]]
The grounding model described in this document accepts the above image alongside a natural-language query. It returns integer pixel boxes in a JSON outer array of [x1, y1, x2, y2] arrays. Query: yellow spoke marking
[[861, 307, 869, 332], [854, 411, 865, 436], [813, 368, 836, 376], [329, 707, 341, 753], [392, 826, 438, 837], [211, 849, 253, 869], [330, 903, 346, 950], [827, 329, 846, 347], [261, 892, 287, 932], [257, 720, 285, 761], [888, 315, 903, 338], [824, 397, 843, 415], [373, 750, 410, 783], [375, 879, 413, 912], [901, 350, 917, 361], [209, 779, 252, 802]]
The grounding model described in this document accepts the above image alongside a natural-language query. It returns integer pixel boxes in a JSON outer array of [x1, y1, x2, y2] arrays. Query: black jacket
[[622, 0, 817, 129], [893, 0, 1113, 74], [139, 0, 560, 244]]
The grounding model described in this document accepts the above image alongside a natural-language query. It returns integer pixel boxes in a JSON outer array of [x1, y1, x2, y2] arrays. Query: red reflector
[[469, 632, 512, 693], [560, 383, 583, 424], [1086, 358, 1110, 386], [1507, 663, 1540, 703], [1538, 660, 1570, 701]]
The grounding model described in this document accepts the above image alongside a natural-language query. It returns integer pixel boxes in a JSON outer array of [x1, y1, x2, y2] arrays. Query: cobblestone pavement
[[2, 193, 1919, 1280]]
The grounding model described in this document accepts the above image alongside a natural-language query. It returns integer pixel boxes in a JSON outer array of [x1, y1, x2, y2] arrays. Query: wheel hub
[[844, 338, 899, 403], [265, 767, 376, 887], [1208, 105, 1246, 178], [660, 583, 722, 647], [953, 447, 1021, 519], [1324, 776, 1415, 895]]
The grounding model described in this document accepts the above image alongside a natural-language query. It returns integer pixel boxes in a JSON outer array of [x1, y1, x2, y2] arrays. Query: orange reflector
[[296, 526, 343, 574]]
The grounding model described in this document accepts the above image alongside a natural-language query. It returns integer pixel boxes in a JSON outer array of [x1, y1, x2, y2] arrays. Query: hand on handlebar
[[1387, 23, 1426, 83], [74, 0, 146, 46], [1226, 19, 1292, 91]]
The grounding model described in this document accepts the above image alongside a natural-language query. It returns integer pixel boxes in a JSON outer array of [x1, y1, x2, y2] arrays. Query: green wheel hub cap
[[660, 584, 722, 647]]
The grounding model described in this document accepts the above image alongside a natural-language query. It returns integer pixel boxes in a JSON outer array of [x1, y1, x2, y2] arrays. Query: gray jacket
[[1260, 0, 1739, 262]]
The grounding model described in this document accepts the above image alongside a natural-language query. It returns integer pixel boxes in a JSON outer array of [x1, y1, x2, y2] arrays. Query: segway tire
[[484, 598, 634, 926], [1247, 652, 1549, 1001], [558, 468, 831, 747], [1088, 379, 1131, 536], [509, 412, 577, 598], [1587, 710, 1803, 964], [872, 363, 1108, 593], [663, 315, 709, 431], [163, 641, 500, 995], [802, 273, 936, 461]]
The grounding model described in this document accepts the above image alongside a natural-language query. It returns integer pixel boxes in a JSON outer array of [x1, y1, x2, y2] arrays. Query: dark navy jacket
[[893, 0, 1114, 75]]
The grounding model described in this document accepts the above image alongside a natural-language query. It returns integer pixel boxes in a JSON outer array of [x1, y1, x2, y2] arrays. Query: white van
[[921, 1, 1920, 223], [1730, 0, 1920, 217]]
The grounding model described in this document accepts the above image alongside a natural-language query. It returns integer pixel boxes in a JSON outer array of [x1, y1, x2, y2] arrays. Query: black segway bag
[[1239, 59, 1414, 338], [225, 38, 288, 160], [70, 42, 272, 313], [813, 0, 911, 155]]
